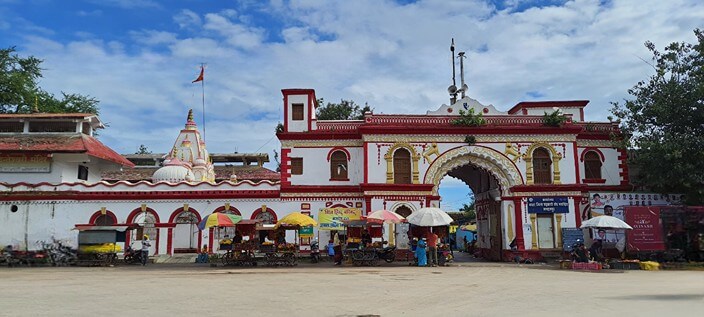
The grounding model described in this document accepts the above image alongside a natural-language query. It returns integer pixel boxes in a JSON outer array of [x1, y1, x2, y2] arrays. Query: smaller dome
[[152, 165, 196, 183], [193, 157, 207, 167]]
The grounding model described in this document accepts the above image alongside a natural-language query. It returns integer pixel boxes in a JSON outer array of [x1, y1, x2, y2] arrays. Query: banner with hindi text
[[318, 208, 362, 230]]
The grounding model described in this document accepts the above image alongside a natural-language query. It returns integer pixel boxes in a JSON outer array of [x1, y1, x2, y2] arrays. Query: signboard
[[298, 226, 314, 238], [562, 228, 584, 252], [318, 207, 362, 230], [527, 197, 569, 214], [587, 192, 682, 219], [0, 154, 51, 173], [625, 206, 665, 252]]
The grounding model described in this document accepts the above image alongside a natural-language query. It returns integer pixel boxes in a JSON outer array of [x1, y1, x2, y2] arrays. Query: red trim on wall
[[212, 205, 242, 215], [326, 146, 351, 161], [573, 197, 582, 228], [168, 207, 202, 223], [514, 198, 525, 251], [510, 184, 588, 193], [208, 228, 214, 254], [126, 207, 161, 224], [579, 108, 585, 121], [360, 183, 435, 192], [617, 148, 630, 186], [251, 207, 278, 222], [582, 178, 607, 184], [283, 92, 289, 132], [579, 147, 605, 162], [281, 185, 361, 193], [0, 190, 280, 202], [507, 100, 589, 115], [364, 197, 372, 215], [573, 142, 581, 184], [280, 148, 291, 187], [88, 210, 118, 224]]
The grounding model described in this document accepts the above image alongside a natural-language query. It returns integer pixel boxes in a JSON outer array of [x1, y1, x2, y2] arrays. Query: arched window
[[94, 215, 115, 226], [393, 148, 412, 184], [395, 206, 412, 218], [532, 148, 552, 184], [584, 151, 602, 179], [254, 210, 277, 224], [330, 151, 348, 180]]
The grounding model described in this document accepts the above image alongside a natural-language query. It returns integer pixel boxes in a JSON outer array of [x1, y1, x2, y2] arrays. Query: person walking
[[427, 231, 439, 267], [140, 234, 151, 266], [416, 237, 428, 267]]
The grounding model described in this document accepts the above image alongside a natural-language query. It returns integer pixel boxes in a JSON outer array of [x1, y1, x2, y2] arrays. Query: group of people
[[412, 231, 441, 267]]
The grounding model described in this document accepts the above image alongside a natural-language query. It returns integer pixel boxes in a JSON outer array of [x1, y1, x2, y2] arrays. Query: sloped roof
[[0, 134, 134, 167]]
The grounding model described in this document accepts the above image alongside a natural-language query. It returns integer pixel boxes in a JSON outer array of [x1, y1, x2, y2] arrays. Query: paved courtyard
[[0, 262, 702, 316]]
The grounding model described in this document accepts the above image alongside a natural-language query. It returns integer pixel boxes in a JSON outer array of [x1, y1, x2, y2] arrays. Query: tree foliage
[[0, 46, 99, 114], [135, 144, 152, 154], [451, 108, 486, 126], [542, 109, 567, 127], [611, 29, 704, 205], [457, 202, 476, 224], [316, 98, 371, 120]]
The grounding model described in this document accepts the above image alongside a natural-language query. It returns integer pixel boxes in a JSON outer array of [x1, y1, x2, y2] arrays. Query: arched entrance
[[391, 204, 415, 249], [126, 207, 161, 255], [424, 145, 524, 261], [169, 208, 201, 253]]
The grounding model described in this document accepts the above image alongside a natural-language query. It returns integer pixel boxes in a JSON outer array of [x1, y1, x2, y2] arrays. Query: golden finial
[[187, 109, 194, 122], [32, 95, 39, 113]]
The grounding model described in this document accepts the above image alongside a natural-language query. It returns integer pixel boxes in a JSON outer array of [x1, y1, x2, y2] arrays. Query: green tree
[[0, 46, 99, 114], [611, 29, 704, 205], [459, 202, 476, 223], [135, 144, 152, 155], [316, 98, 371, 120]]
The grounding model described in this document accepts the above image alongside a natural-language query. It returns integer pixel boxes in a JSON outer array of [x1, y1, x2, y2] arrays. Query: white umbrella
[[580, 215, 633, 230], [406, 207, 454, 227]]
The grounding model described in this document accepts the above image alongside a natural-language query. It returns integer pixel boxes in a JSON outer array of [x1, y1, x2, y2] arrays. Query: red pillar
[[573, 196, 582, 228], [208, 228, 214, 254], [166, 228, 173, 255], [514, 198, 525, 251]]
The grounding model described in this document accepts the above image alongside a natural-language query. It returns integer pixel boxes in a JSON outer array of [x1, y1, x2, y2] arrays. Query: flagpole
[[201, 63, 206, 140]]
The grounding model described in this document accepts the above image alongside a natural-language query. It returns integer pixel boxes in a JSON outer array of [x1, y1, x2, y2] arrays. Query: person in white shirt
[[141, 235, 151, 266]]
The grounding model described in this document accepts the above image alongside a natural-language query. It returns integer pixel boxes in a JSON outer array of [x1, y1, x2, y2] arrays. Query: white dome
[[193, 157, 207, 167], [152, 165, 196, 183]]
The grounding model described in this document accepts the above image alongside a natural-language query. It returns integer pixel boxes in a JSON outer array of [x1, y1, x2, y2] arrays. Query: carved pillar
[[555, 214, 563, 249], [384, 153, 393, 183], [530, 214, 538, 250], [524, 156, 534, 185], [412, 153, 420, 184], [553, 153, 562, 184], [506, 204, 514, 245]]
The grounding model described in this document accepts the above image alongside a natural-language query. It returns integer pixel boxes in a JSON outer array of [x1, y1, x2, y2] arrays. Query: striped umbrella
[[198, 213, 242, 230], [367, 209, 406, 224]]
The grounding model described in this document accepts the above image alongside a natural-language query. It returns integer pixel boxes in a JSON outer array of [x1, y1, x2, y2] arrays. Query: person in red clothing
[[426, 231, 439, 267]]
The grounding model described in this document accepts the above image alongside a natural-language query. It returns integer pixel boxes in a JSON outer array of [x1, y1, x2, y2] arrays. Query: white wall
[[288, 146, 363, 185], [286, 94, 309, 132]]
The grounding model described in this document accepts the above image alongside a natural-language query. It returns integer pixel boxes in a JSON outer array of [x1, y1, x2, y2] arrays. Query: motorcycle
[[376, 244, 396, 263], [310, 241, 321, 263], [123, 244, 143, 265]]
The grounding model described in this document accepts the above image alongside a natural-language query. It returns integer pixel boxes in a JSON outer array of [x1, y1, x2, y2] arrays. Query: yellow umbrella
[[275, 212, 318, 228]]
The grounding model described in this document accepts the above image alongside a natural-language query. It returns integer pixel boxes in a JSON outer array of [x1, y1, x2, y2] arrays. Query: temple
[[0, 87, 681, 260]]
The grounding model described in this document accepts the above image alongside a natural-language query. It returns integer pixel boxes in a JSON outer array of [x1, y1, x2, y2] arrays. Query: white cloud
[[85, 0, 159, 9], [174, 9, 201, 29], [76, 10, 102, 17], [9, 0, 704, 167]]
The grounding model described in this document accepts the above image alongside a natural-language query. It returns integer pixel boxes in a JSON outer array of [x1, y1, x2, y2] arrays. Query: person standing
[[141, 234, 151, 266], [333, 232, 343, 266], [427, 231, 439, 267], [416, 238, 428, 267]]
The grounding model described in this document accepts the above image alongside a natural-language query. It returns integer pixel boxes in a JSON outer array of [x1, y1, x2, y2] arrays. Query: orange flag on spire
[[192, 66, 204, 83]]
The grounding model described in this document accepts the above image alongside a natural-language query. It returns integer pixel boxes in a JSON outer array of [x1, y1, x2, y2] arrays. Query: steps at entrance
[[153, 254, 197, 264]]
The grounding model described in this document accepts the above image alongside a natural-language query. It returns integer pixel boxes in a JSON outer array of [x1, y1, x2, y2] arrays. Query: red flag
[[192, 66, 204, 83]]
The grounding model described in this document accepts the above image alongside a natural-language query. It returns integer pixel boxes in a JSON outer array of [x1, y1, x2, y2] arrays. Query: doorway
[[173, 210, 199, 253], [536, 214, 555, 249]]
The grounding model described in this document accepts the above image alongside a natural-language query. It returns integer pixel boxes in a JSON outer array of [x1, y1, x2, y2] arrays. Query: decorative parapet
[[315, 120, 364, 131], [0, 180, 280, 193]]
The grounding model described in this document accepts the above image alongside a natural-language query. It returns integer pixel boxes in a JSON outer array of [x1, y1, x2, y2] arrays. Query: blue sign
[[527, 197, 570, 214]]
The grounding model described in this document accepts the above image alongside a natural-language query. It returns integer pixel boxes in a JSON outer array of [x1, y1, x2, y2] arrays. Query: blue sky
[[1, 0, 703, 211]]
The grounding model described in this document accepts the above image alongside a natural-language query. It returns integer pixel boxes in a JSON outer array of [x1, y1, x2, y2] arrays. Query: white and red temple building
[[1, 88, 655, 261]]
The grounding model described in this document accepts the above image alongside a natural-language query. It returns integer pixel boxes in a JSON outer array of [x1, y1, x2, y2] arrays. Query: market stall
[[263, 212, 318, 267], [73, 225, 131, 266]]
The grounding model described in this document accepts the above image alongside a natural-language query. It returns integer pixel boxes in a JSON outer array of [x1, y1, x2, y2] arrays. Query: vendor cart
[[257, 224, 298, 267], [221, 241, 258, 266], [343, 219, 387, 266], [74, 225, 129, 267]]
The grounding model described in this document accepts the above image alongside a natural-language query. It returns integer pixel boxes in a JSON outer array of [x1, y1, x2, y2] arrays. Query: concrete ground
[[1, 258, 702, 317]]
